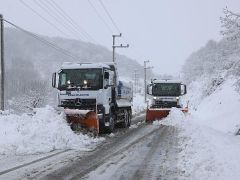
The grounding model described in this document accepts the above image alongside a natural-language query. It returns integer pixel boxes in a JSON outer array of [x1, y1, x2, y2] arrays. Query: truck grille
[[61, 99, 96, 109], [152, 101, 179, 108]]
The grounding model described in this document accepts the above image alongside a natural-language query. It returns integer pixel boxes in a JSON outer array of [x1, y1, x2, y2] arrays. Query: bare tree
[[9, 81, 49, 112], [220, 8, 240, 40]]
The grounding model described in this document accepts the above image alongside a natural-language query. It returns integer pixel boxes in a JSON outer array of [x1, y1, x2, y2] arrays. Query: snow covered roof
[[153, 79, 182, 84], [61, 62, 110, 69], [102, 62, 117, 66]]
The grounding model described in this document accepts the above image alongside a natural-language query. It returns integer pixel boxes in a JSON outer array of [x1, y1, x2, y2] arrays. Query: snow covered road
[[36, 115, 183, 180], [85, 125, 181, 180]]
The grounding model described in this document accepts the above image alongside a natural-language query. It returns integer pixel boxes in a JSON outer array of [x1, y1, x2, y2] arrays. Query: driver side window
[[60, 73, 67, 85]]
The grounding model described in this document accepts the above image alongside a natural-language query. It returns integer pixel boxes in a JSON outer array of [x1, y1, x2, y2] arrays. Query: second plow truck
[[146, 79, 188, 122], [52, 62, 133, 135]]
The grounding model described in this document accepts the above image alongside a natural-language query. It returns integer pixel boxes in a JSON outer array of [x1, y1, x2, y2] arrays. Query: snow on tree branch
[[220, 8, 240, 40]]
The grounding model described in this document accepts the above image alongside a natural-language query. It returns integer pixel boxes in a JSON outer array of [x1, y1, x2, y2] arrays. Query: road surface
[[0, 114, 182, 180]]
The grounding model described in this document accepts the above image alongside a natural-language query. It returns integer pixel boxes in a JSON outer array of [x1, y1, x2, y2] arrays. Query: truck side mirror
[[184, 84, 187, 95], [147, 84, 152, 95], [104, 72, 110, 89], [52, 72, 57, 88], [181, 84, 187, 95], [104, 72, 109, 79]]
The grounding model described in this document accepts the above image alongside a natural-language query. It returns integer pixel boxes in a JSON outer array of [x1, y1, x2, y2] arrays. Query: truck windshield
[[152, 83, 181, 96], [58, 69, 103, 90]]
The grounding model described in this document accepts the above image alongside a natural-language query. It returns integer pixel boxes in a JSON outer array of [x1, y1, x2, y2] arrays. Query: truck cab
[[147, 79, 187, 108], [146, 79, 187, 121]]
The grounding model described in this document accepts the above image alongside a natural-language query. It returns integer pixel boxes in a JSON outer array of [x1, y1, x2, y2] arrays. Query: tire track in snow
[[0, 149, 71, 176], [132, 125, 181, 180]]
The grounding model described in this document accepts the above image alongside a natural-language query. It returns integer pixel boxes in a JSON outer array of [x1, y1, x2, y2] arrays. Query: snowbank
[[0, 106, 103, 155], [154, 108, 240, 180], [132, 93, 146, 115], [187, 78, 240, 134]]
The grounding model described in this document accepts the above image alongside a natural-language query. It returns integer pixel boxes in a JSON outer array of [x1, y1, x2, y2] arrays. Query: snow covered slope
[[186, 77, 240, 134], [154, 108, 240, 180]]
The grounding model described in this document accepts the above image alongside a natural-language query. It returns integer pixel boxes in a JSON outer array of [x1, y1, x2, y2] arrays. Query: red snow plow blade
[[146, 108, 188, 122], [64, 109, 99, 135]]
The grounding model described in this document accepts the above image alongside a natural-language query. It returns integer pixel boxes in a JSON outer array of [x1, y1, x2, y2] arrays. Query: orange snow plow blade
[[64, 109, 99, 135], [146, 108, 188, 122]]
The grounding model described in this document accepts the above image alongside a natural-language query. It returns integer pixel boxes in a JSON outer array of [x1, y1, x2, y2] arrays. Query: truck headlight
[[151, 99, 156, 105], [176, 97, 179, 100], [153, 97, 157, 100]]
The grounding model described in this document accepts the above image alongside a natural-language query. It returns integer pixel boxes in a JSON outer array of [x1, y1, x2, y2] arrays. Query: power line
[[32, 0, 85, 41], [48, 0, 97, 43], [19, 0, 70, 38], [38, 0, 90, 41], [99, 0, 121, 33], [3, 18, 80, 60], [41, 0, 86, 41], [87, 0, 114, 34], [98, 0, 129, 46]]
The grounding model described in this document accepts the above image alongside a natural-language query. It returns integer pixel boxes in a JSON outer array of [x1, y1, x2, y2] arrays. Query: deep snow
[[187, 78, 240, 134], [0, 92, 146, 155], [0, 106, 103, 155], [154, 108, 240, 180]]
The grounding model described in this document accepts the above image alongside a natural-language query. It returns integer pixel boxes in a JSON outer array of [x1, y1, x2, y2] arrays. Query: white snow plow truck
[[146, 79, 188, 122], [52, 62, 132, 135]]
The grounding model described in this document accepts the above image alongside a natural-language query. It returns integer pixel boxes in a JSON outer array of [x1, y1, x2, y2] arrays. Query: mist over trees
[[4, 28, 146, 112], [182, 8, 240, 96]]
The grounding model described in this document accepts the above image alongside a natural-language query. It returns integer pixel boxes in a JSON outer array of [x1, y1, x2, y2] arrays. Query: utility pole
[[133, 70, 139, 94], [112, 33, 129, 63], [144, 60, 149, 102], [144, 61, 153, 103], [0, 14, 4, 111]]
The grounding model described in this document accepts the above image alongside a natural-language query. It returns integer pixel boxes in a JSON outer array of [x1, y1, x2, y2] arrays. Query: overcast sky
[[0, 0, 240, 75]]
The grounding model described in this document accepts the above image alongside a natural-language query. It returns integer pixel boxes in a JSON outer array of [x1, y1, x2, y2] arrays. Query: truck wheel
[[127, 110, 132, 127], [105, 110, 115, 133], [120, 109, 129, 128]]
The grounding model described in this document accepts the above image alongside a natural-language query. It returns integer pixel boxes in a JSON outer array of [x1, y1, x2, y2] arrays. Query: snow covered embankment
[[188, 78, 240, 134], [154, 108, 240, 180], [153, 78, 240, 179], [0, 106, 103, 155]]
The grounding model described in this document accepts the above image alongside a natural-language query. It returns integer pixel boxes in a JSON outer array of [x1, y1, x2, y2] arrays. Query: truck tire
[[105, 110, 115, 133], [98, 107, 106, 133], [120, 109, 129, 128], [127, 109, 132, 127]]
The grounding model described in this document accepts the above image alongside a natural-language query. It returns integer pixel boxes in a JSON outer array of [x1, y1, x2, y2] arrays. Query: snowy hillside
[[5, 28, 143, 79], [182, 43, 240, 134], [182, 12, 240, 134], [189, 78, 240, 134]]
